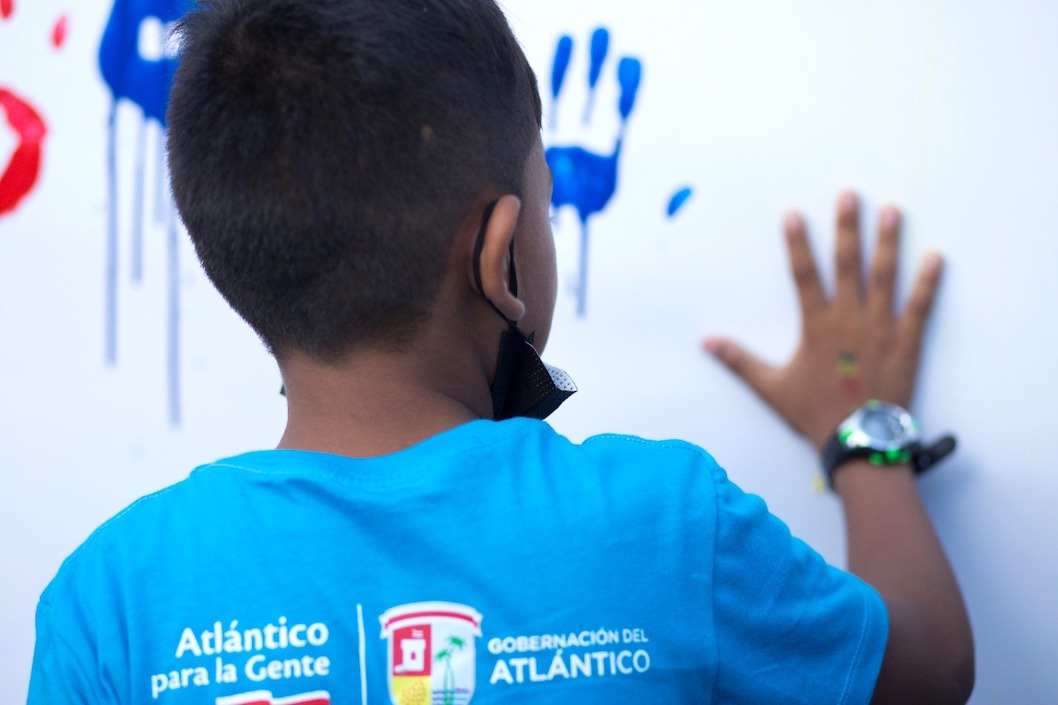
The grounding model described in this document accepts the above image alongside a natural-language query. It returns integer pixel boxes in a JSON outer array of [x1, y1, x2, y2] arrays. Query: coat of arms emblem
[[379, 602, 483, 705]]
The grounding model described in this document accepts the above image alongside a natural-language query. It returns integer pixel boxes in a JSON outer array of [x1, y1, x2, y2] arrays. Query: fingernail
[[925, 252, 943, 274], [881, 207, 900, 229], [784, 212, 802, 231], [840, 192, 858, 215], [703, 338, 721, 355]]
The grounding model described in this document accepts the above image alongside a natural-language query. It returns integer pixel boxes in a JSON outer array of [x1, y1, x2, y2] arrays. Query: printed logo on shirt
[[152, 617, 333, 701], [215, 690, 330, 705], [483, 626, 653, 687], [379, 602, 483, 705]]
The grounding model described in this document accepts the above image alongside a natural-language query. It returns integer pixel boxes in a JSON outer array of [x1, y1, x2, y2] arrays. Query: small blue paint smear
[[667, 187, 694, 218], [99, 0, 191, 425], [546, 27, 642, 317]]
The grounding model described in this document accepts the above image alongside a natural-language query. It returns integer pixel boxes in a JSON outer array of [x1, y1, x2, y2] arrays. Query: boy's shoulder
[[580, 429, 723, 469], [39, 421, 729, 601], [37, 471, 203, 601]]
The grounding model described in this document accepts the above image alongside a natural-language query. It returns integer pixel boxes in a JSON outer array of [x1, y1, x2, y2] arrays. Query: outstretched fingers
[[834, 191, 864, 310], [784, 212, 827, 323], [703, 337, 777, 401], [898, 252, 944, 356], [867, 207, 901, 322]]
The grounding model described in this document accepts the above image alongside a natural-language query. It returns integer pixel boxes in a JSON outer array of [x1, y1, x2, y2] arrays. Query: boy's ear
[[471, 195, 526, 322]]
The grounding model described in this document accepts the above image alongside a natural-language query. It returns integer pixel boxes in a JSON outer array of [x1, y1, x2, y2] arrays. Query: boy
[[29, 0, 973, 703]]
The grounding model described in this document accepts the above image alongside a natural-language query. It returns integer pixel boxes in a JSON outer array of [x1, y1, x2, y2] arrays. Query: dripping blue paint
[[99, 0, 191, 425], [545, 28, 641, 317]]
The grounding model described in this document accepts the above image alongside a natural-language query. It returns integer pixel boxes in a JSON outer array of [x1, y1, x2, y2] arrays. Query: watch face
[[839, 400, 921, 451], [861, 409, 905, 442]]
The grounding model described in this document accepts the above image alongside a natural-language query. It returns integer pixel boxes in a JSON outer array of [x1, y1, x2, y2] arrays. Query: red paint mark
[[840, 377, 863, 401], [0, 0, 13, 20], [0, 88, 47, 217], [52, 14, 68, 49]]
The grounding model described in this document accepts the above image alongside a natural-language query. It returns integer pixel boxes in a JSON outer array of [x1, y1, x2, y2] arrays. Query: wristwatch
[[821, 400, 957, 488]]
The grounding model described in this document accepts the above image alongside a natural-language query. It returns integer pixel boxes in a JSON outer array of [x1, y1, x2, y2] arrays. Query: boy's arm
[[704, 193, 974, 705]]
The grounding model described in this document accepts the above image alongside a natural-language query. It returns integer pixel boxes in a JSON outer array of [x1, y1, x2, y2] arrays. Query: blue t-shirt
[[29, 419, 886, 705]]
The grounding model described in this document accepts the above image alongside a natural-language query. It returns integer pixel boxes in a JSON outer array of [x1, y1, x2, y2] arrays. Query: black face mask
[[473, 203, 576, 421]]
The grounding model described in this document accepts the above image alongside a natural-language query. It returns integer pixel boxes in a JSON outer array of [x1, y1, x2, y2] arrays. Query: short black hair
[[168, 0, 542, 360]]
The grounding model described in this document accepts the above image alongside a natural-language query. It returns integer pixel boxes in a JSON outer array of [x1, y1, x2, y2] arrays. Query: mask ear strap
[[472, 200, 518, 327], [508, 236, 518, 298]]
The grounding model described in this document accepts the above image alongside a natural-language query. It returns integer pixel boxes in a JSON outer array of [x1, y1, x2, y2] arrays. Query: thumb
[[703, 336, 775, 396]]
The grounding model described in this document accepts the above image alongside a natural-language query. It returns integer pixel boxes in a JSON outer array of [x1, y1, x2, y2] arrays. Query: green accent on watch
[[886, 448, 912, 463]]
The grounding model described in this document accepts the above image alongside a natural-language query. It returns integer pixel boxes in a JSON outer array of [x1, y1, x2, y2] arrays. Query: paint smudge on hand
[[837, 350, 863, 400]]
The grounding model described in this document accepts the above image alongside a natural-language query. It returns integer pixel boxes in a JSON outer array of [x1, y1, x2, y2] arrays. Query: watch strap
[[821, 434, 871, 485], [823, 431, 958, 488], [912, 434, 958, 474]]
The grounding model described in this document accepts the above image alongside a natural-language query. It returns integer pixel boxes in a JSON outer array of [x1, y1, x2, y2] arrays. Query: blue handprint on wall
[[546, 28, 641, 317], [99, 0, 186, 125], [99, 0, 191, 425]]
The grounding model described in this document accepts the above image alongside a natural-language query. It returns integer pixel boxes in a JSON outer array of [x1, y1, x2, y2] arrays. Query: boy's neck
[[275, 325, 497, 459]]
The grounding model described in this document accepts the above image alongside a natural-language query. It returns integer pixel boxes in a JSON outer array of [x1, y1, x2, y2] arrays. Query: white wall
[[2, 1, 1055, 701]]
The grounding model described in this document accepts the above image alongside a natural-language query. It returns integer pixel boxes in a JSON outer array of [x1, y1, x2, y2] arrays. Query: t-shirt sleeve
[[29, 599, 90, 704], [28, 581, 117, 705], [707, 464, 888, 705]]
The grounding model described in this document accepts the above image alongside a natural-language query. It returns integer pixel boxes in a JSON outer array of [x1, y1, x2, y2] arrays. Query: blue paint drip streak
[[105, 102, 118, 365], [154, 128, 167, 225], [577, 221, 589, 317], [131, 117, 147, 282], [167, 199, 181, 426]]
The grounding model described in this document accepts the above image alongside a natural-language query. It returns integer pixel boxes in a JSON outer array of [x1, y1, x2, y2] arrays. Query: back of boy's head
[[167, 0, 542, 361]]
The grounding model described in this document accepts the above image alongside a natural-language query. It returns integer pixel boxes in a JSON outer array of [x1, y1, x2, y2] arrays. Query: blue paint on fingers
[[587, 28, 610, 89], [582, 28, 611, 124], [617, 58, 641, 122], [551, 35, 573, 100]]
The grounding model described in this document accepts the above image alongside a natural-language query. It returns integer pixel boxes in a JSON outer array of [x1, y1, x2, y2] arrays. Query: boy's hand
[[704, 192, 944, 453]]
